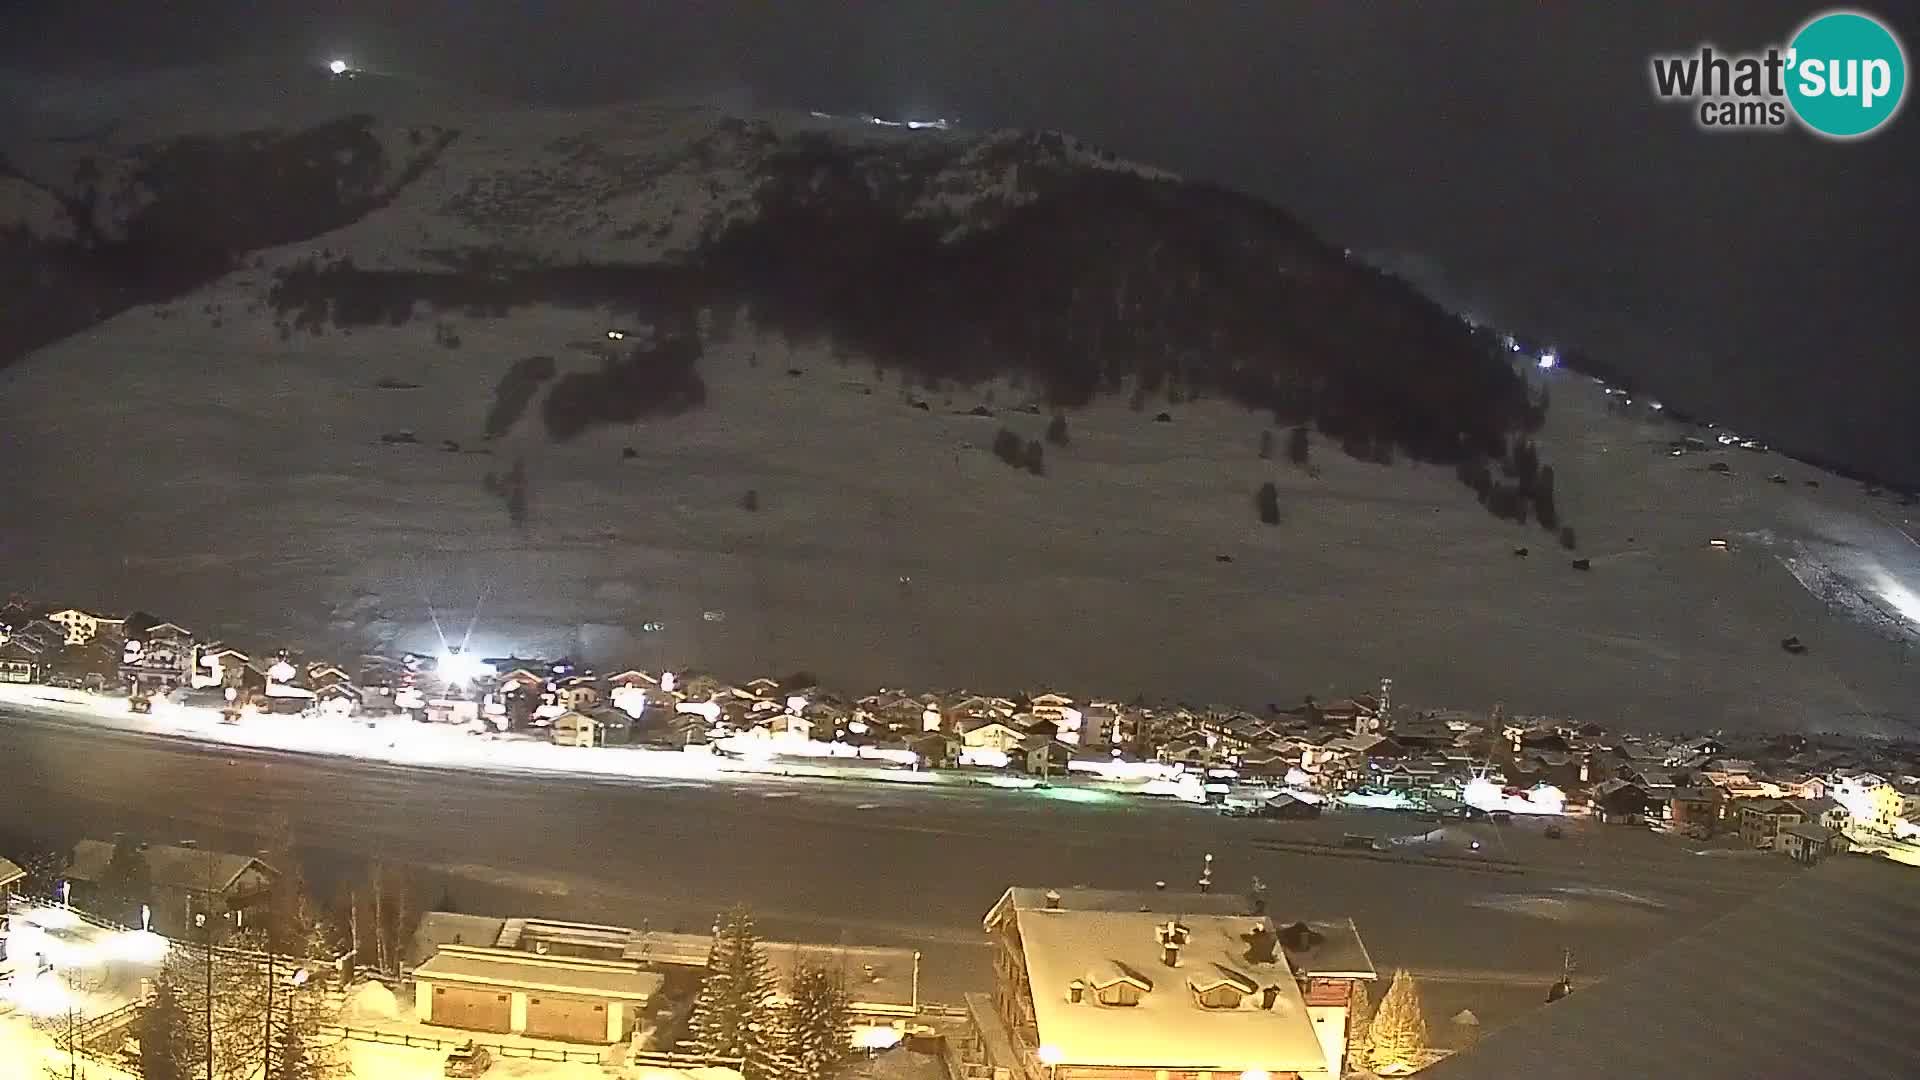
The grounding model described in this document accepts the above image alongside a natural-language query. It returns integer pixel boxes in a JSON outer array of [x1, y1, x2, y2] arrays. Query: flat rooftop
[[410, 911, 919, 1011], [414, 945, 663, 1002]]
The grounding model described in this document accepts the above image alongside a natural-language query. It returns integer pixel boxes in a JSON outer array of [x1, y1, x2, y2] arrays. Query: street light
[[1038, 1043, 1062, 1080]]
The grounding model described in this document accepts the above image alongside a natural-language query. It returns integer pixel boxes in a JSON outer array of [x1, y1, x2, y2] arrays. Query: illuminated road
[[0, 704, 1798, 1006]]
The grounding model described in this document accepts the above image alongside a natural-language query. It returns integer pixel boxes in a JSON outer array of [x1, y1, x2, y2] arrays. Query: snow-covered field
[[1, 289, 1916, 734]]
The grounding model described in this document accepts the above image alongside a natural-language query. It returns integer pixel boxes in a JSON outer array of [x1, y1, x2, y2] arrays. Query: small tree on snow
[[782, 962, 855, 1080], [1256, 482, 1281, 525], [1287, 425, 1311, 466], [687, 906, 782, 1077], [1368, 969, 1430, 1072], [1046, 413, 1070, 447]]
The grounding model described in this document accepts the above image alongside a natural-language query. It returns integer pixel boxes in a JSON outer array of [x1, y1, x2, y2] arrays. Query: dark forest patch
[[483, 355, 557, 438]]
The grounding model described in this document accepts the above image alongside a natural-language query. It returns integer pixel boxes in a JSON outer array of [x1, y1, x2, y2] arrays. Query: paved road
[[0, 704, 1796, 1007]]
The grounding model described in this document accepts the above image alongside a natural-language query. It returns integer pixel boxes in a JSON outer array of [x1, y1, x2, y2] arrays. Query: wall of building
[[1306, 1004, 1349, 1078]]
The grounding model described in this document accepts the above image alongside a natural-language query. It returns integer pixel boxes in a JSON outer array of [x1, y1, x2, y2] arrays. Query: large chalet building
[[976, 887, 1375, 1080]]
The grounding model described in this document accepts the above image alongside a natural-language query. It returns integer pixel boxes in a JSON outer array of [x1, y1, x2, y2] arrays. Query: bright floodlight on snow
[[328, 59, 349, 75], [1538, 351, 1559, 369], [437, 649, 492, 686]]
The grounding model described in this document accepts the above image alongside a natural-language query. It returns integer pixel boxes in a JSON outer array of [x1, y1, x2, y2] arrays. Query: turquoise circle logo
[[1786, 10, 1907, 138]]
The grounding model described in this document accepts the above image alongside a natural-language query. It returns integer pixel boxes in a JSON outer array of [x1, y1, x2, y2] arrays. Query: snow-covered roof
[[1778, 823, 1839, 843], [416, 944, 663, 1002], [1418, 856, 1920, 1080], [68, 839, 272, 895], [1015, 910, 1328, 1072], [0, 856, 24, 887], [409, 911, 509, 965]]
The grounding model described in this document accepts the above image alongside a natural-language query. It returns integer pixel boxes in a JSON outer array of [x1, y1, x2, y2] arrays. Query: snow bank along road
[[2, 700, 1802, 1010]]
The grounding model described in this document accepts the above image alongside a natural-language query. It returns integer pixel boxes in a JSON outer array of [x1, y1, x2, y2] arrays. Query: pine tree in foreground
[[136, 976, 193, 1080], [783, 961, 855, 1080], [266, 1001, 341, 1080], [1368, 968, 1430, 1073], [686, 906, 782, 1078]]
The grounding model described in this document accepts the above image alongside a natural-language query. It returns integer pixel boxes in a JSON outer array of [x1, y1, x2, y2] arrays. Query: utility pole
[[264, 943, 275, 1079], [182, 841, 217, 1080], [372, 874, 387, 977]]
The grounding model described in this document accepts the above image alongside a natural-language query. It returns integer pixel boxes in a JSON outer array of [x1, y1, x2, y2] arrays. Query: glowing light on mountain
[[328, 59, 349, 76], [1538, 351, 1559, 370]]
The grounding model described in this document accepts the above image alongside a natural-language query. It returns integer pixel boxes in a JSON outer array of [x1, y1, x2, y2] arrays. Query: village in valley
[[6, 595, 1920, 1079], [6, 597, 1920, 852]]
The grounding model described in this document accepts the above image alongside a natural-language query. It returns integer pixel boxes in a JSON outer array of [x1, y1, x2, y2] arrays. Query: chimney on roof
[[1157, 920, 1189, 968], [1068, 979, 1085, 1004], [1278, 921, 1324, 953], [1260, 985, 1282, 1010], [1244, 922, 1278, 965], [1044, 889, 1062, 911]]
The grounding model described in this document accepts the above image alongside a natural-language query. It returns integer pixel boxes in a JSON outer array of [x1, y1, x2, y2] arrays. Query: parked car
[[444, 1042, 492, 1077], [129, 695, 152, 714]]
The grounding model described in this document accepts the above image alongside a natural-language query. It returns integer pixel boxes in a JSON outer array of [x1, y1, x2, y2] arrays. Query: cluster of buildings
[[20, 828, 1376, 1078], [6, 600, 1919, 854]]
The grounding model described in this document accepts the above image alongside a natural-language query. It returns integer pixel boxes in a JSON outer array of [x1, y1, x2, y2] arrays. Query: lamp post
[[181, 839, 239, 1080], [1037, 1043, 1062, 1080]]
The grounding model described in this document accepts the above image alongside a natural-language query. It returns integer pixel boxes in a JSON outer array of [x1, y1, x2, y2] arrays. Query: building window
[[1193, 985, 1246, 1010]]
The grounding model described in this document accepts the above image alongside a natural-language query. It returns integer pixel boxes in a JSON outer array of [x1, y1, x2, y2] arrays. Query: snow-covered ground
[[1, 283, 1915, 735], [0, 684, 946, 788]]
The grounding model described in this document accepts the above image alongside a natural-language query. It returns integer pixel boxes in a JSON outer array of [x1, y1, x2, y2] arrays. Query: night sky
[[4, 1, 1916, 482]]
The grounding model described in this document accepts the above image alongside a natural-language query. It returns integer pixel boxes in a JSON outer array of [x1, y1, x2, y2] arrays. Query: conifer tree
[[137, 976, 193, 1080], [782, 962, 855, 1080], [100, 834, 152, 924], [687, 906, 782, 1078], [1368, 969, 1430, 1072], [1345, 978, 1373, 1073]]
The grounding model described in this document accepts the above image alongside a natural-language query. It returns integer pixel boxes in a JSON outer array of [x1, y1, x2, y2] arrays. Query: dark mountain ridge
[[265, 121, 1536, 474]]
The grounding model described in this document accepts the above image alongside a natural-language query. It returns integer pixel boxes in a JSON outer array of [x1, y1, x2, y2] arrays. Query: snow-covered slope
[[1, 77, 1914, 733], [2, 289, 1915, 733]]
